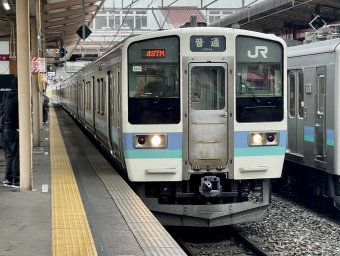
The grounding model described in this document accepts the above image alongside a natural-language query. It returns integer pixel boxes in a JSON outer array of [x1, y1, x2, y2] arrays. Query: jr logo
[[247, 46, 268, 58]]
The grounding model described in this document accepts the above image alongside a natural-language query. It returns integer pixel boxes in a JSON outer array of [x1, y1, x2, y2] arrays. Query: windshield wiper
[[241, 82, 261, 103], [153, 91, 164, 104], [153, 85, 173, 104]]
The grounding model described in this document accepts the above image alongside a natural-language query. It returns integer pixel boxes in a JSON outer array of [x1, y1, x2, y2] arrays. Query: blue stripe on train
[[123, 132, 182, 159], [304, 126, 334, 146], [234, 130, 287, 157]]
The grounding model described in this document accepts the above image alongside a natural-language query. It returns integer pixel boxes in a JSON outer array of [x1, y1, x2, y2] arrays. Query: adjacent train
[[58, 27, 287, 227], [286, 26, 340, 210]]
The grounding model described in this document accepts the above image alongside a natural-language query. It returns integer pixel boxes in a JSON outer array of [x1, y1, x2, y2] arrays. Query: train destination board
[[190, 36, 226, 52]]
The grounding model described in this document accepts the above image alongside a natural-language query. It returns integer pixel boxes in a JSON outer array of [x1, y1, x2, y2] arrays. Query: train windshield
[[127, 36, 180, 124], [235, 36, 284, 122]]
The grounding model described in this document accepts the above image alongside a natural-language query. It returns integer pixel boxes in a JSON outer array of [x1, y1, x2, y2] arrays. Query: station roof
[[161, 7, 206, 29], [0, 0, 104, 61], [208, 0, 340, 39], [1, 0, 339, 65]]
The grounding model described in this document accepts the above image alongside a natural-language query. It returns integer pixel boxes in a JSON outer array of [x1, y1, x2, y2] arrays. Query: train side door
[[287, 70, 304, 156], [109, 67, 121, 159], [188, 63, 228, 170], [315, 67, 326, 162], [107, 71, 113, 153]]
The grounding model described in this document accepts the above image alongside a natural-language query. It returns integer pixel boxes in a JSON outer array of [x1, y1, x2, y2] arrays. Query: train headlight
[[248, 131, 280, 146], [151, 135, 162, 146], [248, 133, 263, 146], [253, 134, 263, 144], [134, 134, 168, 148]]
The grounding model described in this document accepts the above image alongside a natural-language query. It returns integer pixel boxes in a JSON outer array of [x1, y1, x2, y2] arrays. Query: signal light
[[138, 137, 146, 145], [267, 134, 275, 142]]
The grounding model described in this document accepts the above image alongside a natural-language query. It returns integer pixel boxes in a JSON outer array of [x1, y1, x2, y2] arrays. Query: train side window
[[96, 79, 100, 114], [318, 75, 325, 114], [85, 82, 87, 109], [111, 74, 116, 117], [88, 81, 90, 110], [81, 80, 85, 111], [86, 81, 88, 109], [91, 77, 94, 111], [106, 71, 114, 116], [100, 79, 103, 114], [298, 72, 304, 118], [289, 73, 296, 117], [101, 78, 105, 115], [86, 81, 89, 109]]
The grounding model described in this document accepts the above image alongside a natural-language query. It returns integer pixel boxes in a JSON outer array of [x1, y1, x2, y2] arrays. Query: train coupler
[[199, 176, 221, 196]]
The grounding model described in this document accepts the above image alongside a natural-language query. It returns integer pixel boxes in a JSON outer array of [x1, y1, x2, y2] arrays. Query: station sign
[[31, 57, 46, 73], [46, 47, 65, 58], [0, 54, 10, 61]]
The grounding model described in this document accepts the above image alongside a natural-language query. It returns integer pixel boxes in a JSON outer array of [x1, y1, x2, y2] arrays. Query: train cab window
[[298, 72, 304, 118], [235, 36, 284, 122], [127, 36, 180, 124], [289, 73, 296, 117]]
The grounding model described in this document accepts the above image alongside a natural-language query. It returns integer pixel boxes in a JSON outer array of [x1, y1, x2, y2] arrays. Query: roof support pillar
[[16, 0, 32, 190]]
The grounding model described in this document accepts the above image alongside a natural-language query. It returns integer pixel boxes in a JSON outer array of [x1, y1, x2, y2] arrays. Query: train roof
[[288, 38, 340, 58]]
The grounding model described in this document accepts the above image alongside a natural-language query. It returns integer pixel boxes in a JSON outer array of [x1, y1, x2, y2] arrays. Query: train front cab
[[123, 28, 287, 226]]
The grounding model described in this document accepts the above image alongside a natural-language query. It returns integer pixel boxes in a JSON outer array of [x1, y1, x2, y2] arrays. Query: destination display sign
[[142, 49, 166, 58], [190, 36, 226, 52]]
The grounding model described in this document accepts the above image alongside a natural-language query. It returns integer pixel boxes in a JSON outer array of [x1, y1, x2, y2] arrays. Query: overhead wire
[[239, 0, 314, 26], [107, 0, 142, 49], [129, 0, 157, 37]]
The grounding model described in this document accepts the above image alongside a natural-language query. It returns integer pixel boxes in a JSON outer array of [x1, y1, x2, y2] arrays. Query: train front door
[[314, 67, 326, 162], [187, 63, 228, 171]]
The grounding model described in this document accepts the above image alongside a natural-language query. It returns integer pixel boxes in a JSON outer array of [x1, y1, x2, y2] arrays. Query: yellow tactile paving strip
[[50, 107, 97, 256]]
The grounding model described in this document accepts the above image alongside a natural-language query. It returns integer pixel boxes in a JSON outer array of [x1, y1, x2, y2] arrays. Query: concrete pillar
[[16, 0, 32, 190], [31, 17, 40, 147], [40, 0, 45, 130]]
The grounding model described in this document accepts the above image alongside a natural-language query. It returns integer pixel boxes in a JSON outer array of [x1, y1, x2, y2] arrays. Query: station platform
[[0, 105, 186, 256]]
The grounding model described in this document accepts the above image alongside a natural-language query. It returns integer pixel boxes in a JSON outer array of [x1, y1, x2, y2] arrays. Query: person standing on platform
[[0, 92, 11, 184], [3, 76, 19, 188], [43, 95, 49, 124]]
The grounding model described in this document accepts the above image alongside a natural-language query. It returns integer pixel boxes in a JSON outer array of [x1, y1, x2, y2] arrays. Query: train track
[[167, 225, 273, 256]]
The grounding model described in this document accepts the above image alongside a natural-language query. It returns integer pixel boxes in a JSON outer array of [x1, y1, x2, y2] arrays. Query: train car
[[286, 25, 340, 210], [59, 27, 287, 227]]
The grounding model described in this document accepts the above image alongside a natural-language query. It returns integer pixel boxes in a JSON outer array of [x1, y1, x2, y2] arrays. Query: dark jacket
[[3, 89, 18, 130]]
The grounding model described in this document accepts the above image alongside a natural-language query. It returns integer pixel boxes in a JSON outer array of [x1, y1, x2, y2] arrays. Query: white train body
[[286, 36, 340, 209], [59, 27, 287, 226]]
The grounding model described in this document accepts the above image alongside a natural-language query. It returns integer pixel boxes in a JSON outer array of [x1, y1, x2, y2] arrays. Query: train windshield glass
[[127, 36, 180, 124], [235, 36, 284, 122]]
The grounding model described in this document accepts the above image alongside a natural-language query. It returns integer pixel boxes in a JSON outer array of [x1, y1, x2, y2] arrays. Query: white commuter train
[[58, 27, 287, 227], [286, 25, 340, 210]]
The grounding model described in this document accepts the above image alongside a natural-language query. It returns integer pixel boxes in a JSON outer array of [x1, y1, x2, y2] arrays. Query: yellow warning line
[[50, 107, 97, 256]]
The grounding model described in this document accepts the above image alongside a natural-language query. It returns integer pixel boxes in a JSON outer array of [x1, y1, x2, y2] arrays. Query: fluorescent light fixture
[[3, 0, 10, 10]]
